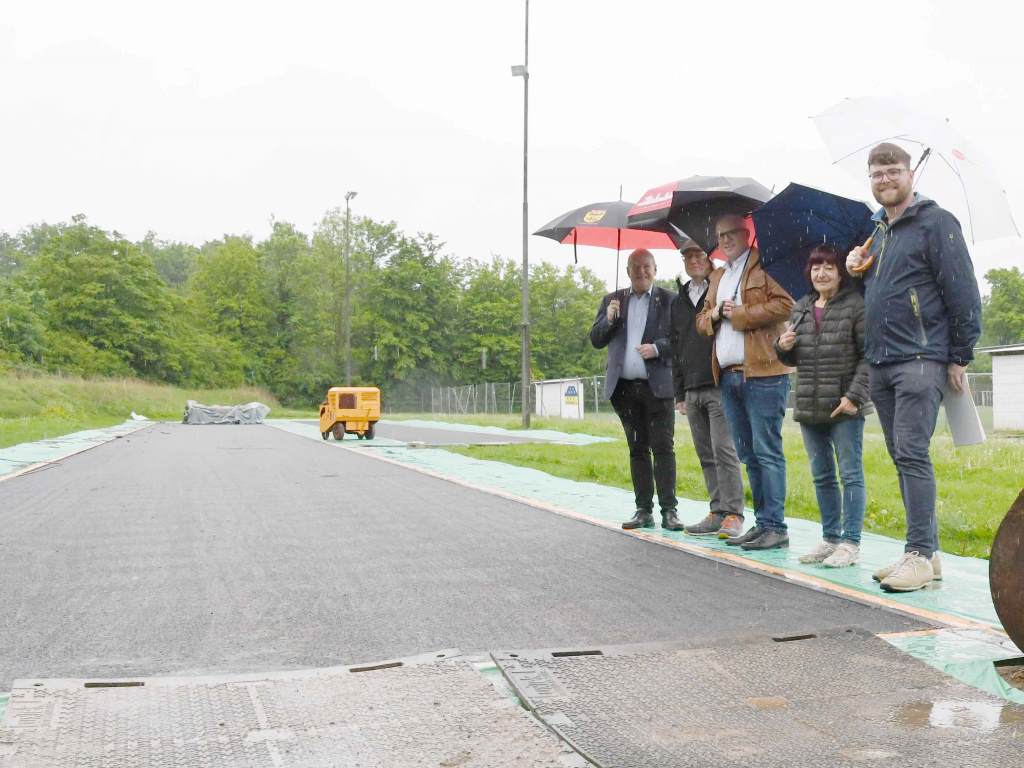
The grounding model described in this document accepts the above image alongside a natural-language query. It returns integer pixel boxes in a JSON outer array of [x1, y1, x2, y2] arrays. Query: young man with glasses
[[696, 215, 795, 550], [846, 142, 981, 593]]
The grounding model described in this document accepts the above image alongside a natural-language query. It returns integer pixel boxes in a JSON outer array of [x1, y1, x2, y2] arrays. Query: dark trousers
[[610, 379, 677, 513], [870, 359, 945, 557]]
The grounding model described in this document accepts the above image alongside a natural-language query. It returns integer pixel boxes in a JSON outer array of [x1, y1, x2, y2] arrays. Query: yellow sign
[[582, 209, 607, 224]]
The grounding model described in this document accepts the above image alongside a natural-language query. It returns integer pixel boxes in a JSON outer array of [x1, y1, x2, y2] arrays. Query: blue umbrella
[[751, 183, 875, 300]]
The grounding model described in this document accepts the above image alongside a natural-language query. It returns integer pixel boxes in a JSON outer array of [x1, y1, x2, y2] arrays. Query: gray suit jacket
[[590, 285, 677, 400]]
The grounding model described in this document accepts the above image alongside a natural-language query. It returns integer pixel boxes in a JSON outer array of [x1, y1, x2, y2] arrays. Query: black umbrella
[[751, 183, 875, 300], [534, 199, 686, 288], [628, 175, 774, 253]]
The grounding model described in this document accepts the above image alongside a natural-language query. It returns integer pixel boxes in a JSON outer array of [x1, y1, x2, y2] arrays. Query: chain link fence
[[383, 372, 994, 415]]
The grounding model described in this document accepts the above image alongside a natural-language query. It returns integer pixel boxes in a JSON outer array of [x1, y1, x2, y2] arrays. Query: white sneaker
[[822, 541, 859, 568], [819, 544, 860, 569], [798, 540, 837, 564], [873, 551, 942, 582], [880, 552, 934, 593]]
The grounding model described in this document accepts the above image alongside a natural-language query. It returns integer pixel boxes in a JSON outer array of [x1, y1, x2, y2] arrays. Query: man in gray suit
[[590, 249, 682, 531]]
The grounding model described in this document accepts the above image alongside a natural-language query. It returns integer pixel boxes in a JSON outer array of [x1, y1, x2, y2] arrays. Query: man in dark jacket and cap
[[847, 142, 982, 593], [669, 240, 744, 537]]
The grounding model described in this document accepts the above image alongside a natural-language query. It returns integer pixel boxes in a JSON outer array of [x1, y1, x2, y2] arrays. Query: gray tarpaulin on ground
[[182, 400, 270, 425]]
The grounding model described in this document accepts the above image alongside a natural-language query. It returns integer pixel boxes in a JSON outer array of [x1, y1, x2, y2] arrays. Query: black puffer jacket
[[774, 286, 872, 424]]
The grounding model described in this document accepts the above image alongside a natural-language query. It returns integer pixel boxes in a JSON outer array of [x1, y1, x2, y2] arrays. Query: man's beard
[[875, 185, 911, 206]]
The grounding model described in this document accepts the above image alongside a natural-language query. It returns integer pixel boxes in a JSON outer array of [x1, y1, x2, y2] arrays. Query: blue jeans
[[870, 360, 945, 557], [799, 418, 866, 545], [719, 372, 789, 532]]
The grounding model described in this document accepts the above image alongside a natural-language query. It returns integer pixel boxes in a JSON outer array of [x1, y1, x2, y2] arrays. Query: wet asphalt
[[0, 422, 922, 689]]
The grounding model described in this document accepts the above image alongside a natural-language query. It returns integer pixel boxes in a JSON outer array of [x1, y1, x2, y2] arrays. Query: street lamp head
[[345, 191, 358, 201]]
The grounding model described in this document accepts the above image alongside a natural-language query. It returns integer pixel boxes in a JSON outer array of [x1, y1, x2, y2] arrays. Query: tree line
[[2, 212, 1019, 404], [0, 212, 610, 405]]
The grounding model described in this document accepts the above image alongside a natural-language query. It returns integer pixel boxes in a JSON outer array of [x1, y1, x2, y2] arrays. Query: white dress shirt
[[715, 250, 749, 368], [622, 288, 655, 380]]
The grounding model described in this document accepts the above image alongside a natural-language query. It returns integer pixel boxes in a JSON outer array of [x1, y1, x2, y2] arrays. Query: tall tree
[[25, 218, 177, 378], [981, 267, 1024, 346], [188, 236, 274, 382]]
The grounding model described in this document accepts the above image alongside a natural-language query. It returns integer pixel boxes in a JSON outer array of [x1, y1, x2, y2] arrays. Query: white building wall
[[534, 378, 584, 419], [993, 354, 1024, 430]]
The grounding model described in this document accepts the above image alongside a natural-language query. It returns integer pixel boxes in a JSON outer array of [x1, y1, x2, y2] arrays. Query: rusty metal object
[[990, 487, 1024, 650]]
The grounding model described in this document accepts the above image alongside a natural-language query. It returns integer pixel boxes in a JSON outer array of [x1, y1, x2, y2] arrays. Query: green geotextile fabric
[[270, 419, 1000, 628], [380, 418, 615, 445], [885, 630, 1024, 704], [0, 420, 151, 479]]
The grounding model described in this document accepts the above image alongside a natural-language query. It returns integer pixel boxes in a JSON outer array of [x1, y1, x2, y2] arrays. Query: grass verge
[[407, 411, 1020, 560], [0, 370, 311, 448]]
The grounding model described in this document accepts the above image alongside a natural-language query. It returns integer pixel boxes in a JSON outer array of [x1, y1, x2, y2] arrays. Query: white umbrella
[[811, 96, 1019, 243]]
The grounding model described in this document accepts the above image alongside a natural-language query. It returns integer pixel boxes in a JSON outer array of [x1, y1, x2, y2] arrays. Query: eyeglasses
[[716, 228, 748, 242], [868, 167, 909, 183]]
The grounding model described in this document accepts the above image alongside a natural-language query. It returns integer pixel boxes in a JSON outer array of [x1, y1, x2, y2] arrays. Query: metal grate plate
[[0, 650, 590, 767], [492, 628, 1024, 768]]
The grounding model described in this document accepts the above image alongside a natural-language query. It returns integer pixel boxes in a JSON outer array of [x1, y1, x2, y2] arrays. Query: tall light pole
[[511, 0, 530, 428], [343, 190, 358, 385]]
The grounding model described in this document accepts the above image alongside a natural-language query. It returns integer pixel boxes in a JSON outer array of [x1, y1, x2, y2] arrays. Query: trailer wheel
[[321, 431, 329, 440], [332, 423, 345, 441], [366, 422, 375, 440]]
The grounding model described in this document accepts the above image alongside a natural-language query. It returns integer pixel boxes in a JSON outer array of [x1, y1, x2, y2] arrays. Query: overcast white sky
[[2, 0, 1022, 291]]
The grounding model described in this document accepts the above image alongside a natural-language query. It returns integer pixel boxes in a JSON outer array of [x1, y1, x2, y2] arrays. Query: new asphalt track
[[0, 422, 923, 689]]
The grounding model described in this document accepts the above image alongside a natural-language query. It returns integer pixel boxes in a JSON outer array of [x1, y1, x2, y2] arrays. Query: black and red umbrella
[[627, 175, 773, 253], [534, 199, 686, 288]]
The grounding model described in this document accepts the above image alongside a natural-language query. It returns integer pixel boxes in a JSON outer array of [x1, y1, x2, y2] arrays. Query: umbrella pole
[[614, 227, 621, 291]]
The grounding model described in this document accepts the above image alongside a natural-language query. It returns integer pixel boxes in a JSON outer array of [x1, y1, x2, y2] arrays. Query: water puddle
[[894, 699, 1024, 731]]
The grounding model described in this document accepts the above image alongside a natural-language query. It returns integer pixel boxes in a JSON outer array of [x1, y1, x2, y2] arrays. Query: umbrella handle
[[848, 234, 875, 275]]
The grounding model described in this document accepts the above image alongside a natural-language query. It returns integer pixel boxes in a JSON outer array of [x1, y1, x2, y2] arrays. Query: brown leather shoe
[[622, 510, 655, 530]]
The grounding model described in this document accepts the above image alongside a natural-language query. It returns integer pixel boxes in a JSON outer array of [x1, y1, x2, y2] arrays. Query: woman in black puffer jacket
[[775, 245, 871, 569]]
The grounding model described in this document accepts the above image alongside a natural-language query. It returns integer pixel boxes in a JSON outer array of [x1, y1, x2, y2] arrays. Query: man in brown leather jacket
[[696, 214, 794, 550]]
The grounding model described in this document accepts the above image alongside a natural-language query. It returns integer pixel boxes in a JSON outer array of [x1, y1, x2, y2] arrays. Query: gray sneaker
[[873, 551, 942, 582], [684, 513, 725, 536]]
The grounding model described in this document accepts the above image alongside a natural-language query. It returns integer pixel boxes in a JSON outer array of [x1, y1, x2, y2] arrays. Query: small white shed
[[981, 344, 1024, 431], [534, 378, 585, 419]]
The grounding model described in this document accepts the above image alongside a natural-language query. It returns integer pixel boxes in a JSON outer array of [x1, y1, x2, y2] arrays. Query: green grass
[[426, 411, 1021, 560], [0, 370, 311, 448], [387, 411, 627, 438]]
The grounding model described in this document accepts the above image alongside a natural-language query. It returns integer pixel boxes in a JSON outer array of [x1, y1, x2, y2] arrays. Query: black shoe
[[741, 529, 790, 550], [661, 509, 684, 531], [622, 510, 655, 530], [725, 525, 764, 546]]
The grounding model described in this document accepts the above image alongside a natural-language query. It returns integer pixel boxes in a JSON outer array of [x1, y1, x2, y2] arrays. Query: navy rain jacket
[[860, 194, 981, 367]]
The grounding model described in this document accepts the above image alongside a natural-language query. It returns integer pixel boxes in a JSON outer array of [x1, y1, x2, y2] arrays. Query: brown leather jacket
[[695, 248, 794, 383]]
